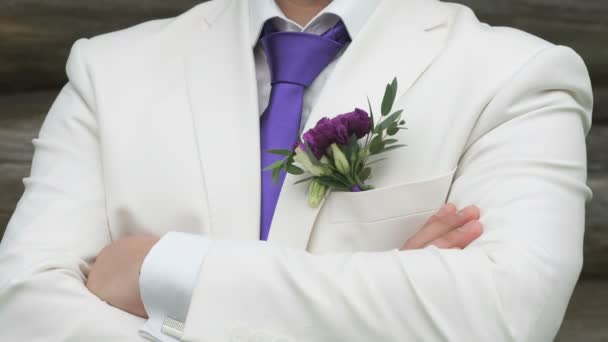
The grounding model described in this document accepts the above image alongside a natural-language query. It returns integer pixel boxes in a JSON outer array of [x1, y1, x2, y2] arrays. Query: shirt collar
[[249, 0, 381, 47]]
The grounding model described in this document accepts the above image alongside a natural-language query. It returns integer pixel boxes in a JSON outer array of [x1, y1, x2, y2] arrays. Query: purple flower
[[334, 108, 371, 140], [300, 108, 371, 159]]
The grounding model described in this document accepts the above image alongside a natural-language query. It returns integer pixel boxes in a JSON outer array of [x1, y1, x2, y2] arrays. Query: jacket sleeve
[[0, 39, 146, 341], [180, 45, 593, 342]]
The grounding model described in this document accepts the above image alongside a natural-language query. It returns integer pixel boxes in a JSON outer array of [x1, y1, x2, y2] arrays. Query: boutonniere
[[264, 78, 408, 208]]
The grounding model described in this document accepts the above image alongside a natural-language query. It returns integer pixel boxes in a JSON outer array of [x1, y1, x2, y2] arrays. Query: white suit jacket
[[0, 0, 594, 341]]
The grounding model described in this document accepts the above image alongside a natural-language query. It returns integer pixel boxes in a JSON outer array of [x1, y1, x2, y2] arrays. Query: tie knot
[[260, 20, 351, 87]]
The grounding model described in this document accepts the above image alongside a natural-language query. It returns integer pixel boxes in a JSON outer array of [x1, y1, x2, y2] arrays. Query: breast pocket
[[308, 167, 458, 253]]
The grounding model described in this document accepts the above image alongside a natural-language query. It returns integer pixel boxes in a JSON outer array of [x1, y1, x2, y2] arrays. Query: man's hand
[[85, 204, 480, 317], [401, 203, 483, 250], [86, 234, 160, 318]]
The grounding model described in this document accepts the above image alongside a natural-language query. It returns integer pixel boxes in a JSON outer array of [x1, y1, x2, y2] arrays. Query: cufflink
[[162, 316, 185, 340]]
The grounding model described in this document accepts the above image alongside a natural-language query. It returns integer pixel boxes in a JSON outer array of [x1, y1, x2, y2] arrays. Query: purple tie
[[259, 20, 351, 241]]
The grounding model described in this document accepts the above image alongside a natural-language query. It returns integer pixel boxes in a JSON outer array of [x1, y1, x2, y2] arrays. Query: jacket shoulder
[[69, 0, 227, 65], [440, 2, 560, 58], [436, 2, 583, 82]]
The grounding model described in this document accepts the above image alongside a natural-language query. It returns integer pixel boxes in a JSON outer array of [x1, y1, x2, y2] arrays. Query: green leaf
[[367, 97, 376, 132], [381, 77, 398, 116], [316, 177, 350, 190], [358, 147, 369, 161], [272, 166, 282, 183], [376, 109, 403, 132], [370, 135, 383, 148], [384, 138, 398, 144], [348, 134, 360, 163], [266, 149, 294, 157], [399, 120, 406, 125], [263, 159, 286, 172], [359, 184, 375, 191], [287, 154, 295, 165], [293, 176, 315, 185], [286, 164, 305, 175], [339, 136, 356, 164], [387, 126, 399, 136], [369, 144, 384, 155], [376, 144, 408, 155], [359, 167, 372, 181], [330, 170, 351, 186], [369, 136, 385, 155], [365, 158, 388, 166], [349, 134, 360, 150]]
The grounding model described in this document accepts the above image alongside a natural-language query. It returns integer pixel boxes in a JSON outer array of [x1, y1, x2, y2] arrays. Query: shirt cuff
[[138, 232, 210, 341]]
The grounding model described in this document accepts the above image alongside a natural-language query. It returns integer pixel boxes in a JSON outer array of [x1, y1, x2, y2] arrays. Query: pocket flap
[[326, 167, 458, 224]]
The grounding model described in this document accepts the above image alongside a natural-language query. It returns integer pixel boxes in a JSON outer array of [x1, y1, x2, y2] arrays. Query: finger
[[412, 203, 459, 231], [424, 203, 457, 225], [403, 204, 480, 249], [429, 219, 483, 249], [401, 203, 457, 250]]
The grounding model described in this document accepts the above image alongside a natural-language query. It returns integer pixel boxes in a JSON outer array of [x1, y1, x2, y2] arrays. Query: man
[[0, 0, 593, 341]]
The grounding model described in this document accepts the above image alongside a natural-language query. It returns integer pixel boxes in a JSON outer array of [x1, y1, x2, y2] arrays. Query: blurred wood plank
[[455, 0, 608, 82], [1, 0, 607, 92], [0, 0, 203, 92], [587, 121, 608, 174], [0, 91, 54, 162], [584, 176, 608, 277], [0, 163, 30, 235], [594, 86, 608, 123], [556, 278, 608, 341], [0, 90, 55, 234]]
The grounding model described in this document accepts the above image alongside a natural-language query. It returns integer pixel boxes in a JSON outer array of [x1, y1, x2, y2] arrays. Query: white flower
[[331, 143, 350, 175], [307, 179, 328, 208], [294, 146, 331, 177]]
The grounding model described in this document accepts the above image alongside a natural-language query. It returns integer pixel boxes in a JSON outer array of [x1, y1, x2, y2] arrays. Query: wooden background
[[0, 1, 606, 340]]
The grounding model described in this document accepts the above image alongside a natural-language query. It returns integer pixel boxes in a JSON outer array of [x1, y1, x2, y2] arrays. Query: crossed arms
[[0, 42, 593, 341]]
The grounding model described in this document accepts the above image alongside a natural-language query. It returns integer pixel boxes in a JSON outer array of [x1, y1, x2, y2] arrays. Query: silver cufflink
[[162, 316, 185, 340]]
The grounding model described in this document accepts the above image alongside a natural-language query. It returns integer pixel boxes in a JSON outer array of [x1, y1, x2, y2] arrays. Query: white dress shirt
[[138, 0, 380, 340]]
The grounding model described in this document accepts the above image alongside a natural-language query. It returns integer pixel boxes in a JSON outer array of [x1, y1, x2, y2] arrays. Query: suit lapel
[[268, 0, 452, 249], [184, 0, 261, 240]]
